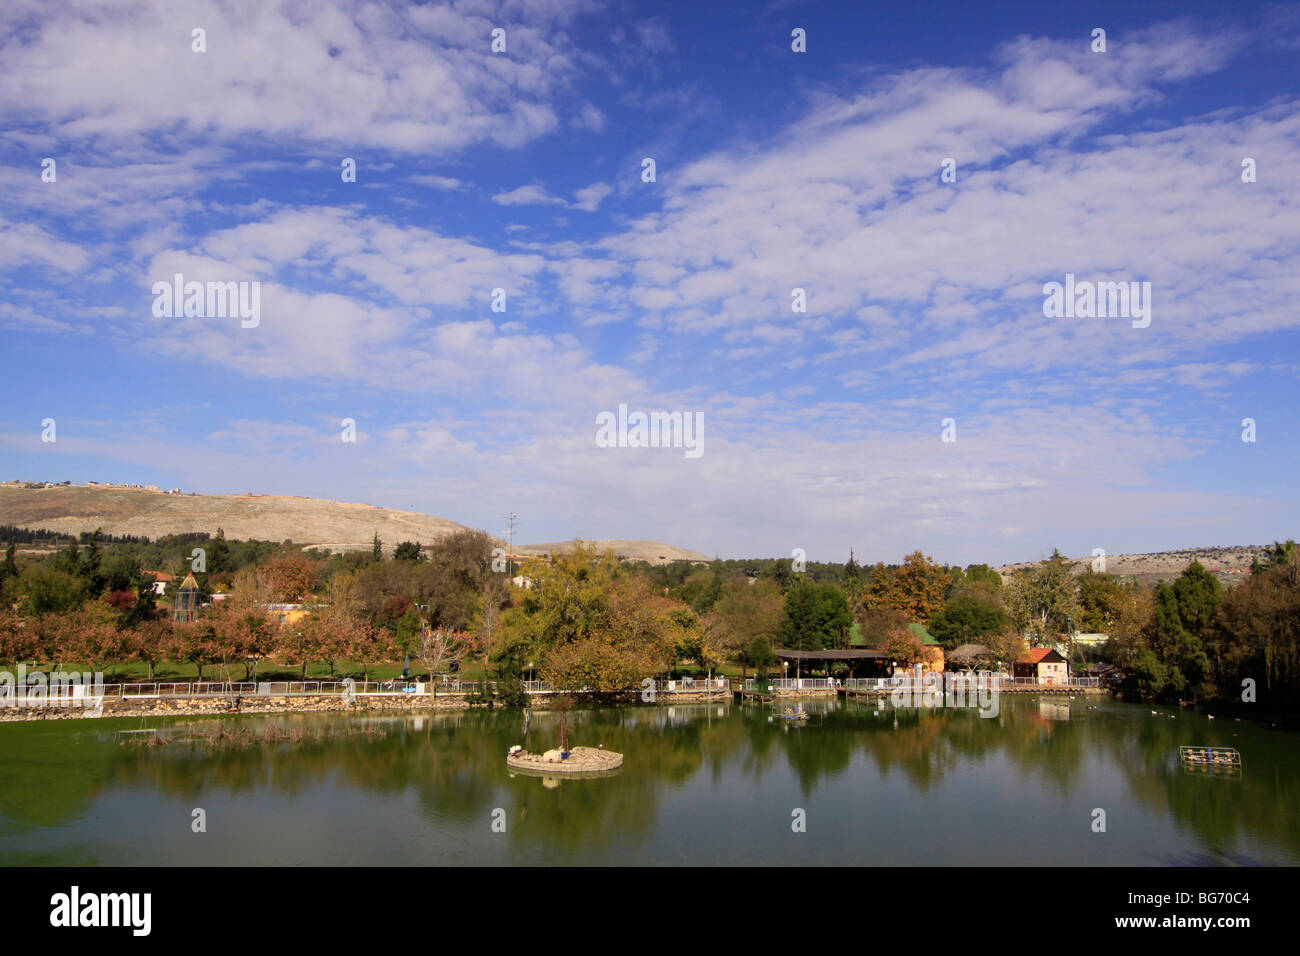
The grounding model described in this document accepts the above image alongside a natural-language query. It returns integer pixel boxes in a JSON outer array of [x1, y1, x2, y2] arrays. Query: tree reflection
[[0, 696, 1296, 863]]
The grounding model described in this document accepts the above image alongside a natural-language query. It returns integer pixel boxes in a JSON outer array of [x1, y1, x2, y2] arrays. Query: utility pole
[[503, 512, 518, 576]]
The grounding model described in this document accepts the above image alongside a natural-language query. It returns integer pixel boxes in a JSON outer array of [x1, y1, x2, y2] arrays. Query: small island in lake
[[506, 744, 623, 774], [507, 705, 623, 776]]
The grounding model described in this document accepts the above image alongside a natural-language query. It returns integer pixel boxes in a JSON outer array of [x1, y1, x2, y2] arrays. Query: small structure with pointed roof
[[173, 571, 202, 623]]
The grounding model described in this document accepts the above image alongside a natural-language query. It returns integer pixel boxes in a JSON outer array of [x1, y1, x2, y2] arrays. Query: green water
[[1, 695, 1296, 865]]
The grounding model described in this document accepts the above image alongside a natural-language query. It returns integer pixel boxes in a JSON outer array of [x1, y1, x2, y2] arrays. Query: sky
[[1, 0, 1298, 566]]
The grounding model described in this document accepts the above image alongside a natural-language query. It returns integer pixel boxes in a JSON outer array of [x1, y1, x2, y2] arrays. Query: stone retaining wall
[[0, 694, 471, 722]]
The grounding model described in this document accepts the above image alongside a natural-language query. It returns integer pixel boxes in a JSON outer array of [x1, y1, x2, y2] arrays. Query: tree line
[[2, 529, 1297, 713]]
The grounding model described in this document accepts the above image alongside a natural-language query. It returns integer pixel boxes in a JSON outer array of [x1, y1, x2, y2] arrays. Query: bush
[[495, 678, 530, 708]]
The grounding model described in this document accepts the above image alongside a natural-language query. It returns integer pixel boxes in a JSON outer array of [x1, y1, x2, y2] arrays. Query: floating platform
[[1179, 746, 1243, 777], [506, 745, 623, 776]]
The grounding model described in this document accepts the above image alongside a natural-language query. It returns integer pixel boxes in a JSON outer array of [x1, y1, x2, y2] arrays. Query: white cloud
[[0, 0, 601, 155], [491, 184, 569, 207], [573, 181, 613, 211]]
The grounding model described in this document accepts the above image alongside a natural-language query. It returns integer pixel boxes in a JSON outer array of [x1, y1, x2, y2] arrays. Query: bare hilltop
[[0, 482, 707, 564], [996, 545, 1277, 586], [514, 539, 710, 564]]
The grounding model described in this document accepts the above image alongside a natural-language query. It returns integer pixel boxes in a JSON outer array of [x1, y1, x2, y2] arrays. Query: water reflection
[[0, 695, 1296, 865]]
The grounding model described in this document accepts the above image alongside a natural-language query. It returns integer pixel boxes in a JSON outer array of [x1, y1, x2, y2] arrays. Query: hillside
[[0, 482, 475, 549], [996, 545, 1276, 586], [514, 539, 710, 564], [0, 483, 705, 563]]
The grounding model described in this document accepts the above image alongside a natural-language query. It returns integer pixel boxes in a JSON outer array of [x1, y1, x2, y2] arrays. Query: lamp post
[[1066, 615, 1075, 684]]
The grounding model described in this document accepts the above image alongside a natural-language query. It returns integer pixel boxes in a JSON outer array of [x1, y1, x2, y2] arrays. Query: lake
[[1, 695, 1296, 865]]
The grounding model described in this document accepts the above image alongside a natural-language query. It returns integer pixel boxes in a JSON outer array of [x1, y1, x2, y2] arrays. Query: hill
[[0, 482, 705, 563], [996, 545, 1275, 586], [514, 539, 710, 564]]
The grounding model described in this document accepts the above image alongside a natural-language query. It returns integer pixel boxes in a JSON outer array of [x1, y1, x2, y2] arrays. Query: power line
[[503, 512, 518, 576]]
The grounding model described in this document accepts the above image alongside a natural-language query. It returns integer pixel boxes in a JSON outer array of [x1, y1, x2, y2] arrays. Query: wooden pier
[[839, 683, 1104, 698]]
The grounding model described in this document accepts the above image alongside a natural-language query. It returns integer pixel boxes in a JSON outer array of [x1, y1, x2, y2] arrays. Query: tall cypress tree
[[0, 541, 16, 582]]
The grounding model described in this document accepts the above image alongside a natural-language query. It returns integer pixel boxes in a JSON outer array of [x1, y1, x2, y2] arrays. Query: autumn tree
[[704, 577, 786, 680], [878, 626, 927, 670], [124, 617, 173, 681], [339, 617, 388, 681], [0, 607, 37, 666], [984, 630, 1029, 669], [1210, 542, 1300, 709], [274, 619, 319, 679], [854, 605, 910, 647], [51, 601, 124, 676], [892, 551, 951, 623], [663, 604, 714, 673], [261, 553, 319, 603], [167, 618, 222, 682], [205, 566, 277, 679], [858, 552, 949, 623], [859, 562, 904, 614]]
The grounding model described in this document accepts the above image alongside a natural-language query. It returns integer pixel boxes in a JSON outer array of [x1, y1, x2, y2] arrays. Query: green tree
[[781, 577, 852, 650], [842, 551, 863, 604], [1171, 561, 1221, 636], [1005, 550, 1080, 646], [1144, 570, 1214, 701], [18, 564, 84, 615], [1078, 569, 1125, 632], [928, 591, 1008, 648], [769, 557, 793, 593], [392, 540, 425, 562], [0, 542, 17, 584], [962, 564, 1003, 591], [419, 529, 496, 630], [208, 527, 232, 574], [73, 529, 108, 598], [691, 562, 726, 615], [743, 634, 778, 682], [491, 544, 621, 676]]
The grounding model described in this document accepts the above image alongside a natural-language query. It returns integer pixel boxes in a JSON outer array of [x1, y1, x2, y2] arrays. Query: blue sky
[[1, 0, 1298, 565]]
